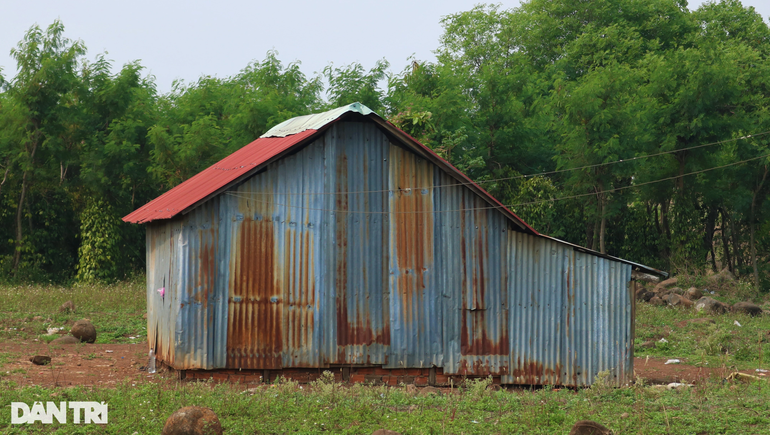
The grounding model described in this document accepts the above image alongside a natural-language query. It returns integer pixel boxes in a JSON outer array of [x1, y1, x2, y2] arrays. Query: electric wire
[[224, 130, 770, 196], [223, 152, 770, 214]]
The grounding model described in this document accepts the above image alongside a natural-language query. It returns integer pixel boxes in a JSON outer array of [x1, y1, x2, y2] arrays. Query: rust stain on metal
[[391, 146, 433, 326], [227, 215, 283, 369], [511, 358, 563, 385]]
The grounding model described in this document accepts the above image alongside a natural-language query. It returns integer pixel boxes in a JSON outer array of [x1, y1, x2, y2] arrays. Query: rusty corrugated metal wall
[[145, 120, 634, 385]]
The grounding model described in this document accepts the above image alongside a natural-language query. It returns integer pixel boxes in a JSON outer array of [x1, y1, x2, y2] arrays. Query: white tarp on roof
[[261, 102, 375, 138]]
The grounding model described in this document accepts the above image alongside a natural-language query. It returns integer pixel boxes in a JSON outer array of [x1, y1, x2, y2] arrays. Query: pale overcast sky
[[2, 0, 768, 94]]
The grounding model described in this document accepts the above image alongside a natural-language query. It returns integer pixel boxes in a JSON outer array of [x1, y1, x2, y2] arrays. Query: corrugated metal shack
[[124, 103, 665, 387]]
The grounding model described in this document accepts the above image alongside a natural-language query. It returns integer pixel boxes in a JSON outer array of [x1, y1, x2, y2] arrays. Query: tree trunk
[[12, 138, 39, 275], [729, 211, 743, 271], [719, 208, 733, 274], [750, 166, 768, 290], [0, 158, 10, 198], [12, 169, 30, 274], [599, 199, 607, 254], [704, 207, 717, 271]]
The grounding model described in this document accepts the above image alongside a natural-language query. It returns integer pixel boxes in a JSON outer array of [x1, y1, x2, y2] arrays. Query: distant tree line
[[0, 0, 769, 288]]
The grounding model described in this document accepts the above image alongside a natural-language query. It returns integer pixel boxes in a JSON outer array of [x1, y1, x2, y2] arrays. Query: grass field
[[0, 278, 769, 434]]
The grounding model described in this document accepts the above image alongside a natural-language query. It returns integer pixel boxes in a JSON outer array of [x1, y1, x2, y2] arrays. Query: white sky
[[2, 0, 769, 94]]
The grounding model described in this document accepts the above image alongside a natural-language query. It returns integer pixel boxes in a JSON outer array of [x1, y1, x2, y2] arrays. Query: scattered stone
[[59, 301, 75, 313], [30, 355, 51, 365], [142, 313, 148, 320], [32, 316, 44, 322], [649, 296, 665, 307], [162, 406, 223, 435], [70, 320, 97, 343], [405, 384, 418, 394], [685, 287, 703, 301], [694, 297, 728, 315], [371, 430, 402, 435], [669, 287, 684, 295], [653, 277, 678, 293], [732, 302, 763, 317], [635, 287, 647, 300], [620, 413, 629, 419], [764, 310, 770, 316], [676, 318, 715, 328], [664, 294, 693, 308], [638, 341, 656, 349], [50, 335, 82, 345], [420, 386, 442, 396], [639, 291, 655, 302], [569, 420, 613, 435]]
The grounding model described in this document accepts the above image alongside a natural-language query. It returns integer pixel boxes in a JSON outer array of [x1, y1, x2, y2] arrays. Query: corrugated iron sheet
[[140, 107, 642, 385]]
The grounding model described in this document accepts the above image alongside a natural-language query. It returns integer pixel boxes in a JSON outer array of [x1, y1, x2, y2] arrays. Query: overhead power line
[[232, 130, 770, 196], [224, 152, 770, 214]]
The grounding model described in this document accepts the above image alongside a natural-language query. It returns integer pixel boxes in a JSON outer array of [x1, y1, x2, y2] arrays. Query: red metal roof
[[123, 107, 537, 235], [123, 129, 317, 223]]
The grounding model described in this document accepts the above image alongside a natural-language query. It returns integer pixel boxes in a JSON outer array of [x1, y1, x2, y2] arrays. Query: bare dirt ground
[[2, 340, 766, 388], [1, 341, 164, 388]]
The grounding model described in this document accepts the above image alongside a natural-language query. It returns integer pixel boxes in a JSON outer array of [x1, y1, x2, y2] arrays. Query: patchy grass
[[634, 283, 770, 371], [0, 276, 146, 344], [0, 275, 769, 433], [1, 374, 769, 434]]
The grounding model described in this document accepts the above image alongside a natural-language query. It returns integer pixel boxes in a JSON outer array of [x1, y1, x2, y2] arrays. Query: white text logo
[[11, 402, 108, 424]]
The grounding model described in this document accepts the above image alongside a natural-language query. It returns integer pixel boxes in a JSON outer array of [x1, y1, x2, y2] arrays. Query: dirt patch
[[633, 356, 765, 384], [0, 341, 166, 388], [2, 343, 766, 389]]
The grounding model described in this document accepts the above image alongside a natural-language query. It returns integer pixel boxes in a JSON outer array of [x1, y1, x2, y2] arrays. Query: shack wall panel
[[273, 140, 325, 367], [387, 143, 441, 369], [146, 221, 176, 366], [323, 123, 390, 365], [173, 198, 221, 369]]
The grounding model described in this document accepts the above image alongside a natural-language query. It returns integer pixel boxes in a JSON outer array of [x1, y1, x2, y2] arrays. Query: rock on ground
[[694, 297, 728, 315], [162, 406, 223, 435], [685, 287, 703, 301], [30, 356, 51, 365], [59, 301, 75, 313], [569, 420, 614, 435], [649, 296, 665, 307], [653, 277, 678, 293], [51, 335, 82, 345], [70, 320, 97, 343], [664, 294, 693, 307], [733, 302, 763, 317], [371, 431, 403, 435]]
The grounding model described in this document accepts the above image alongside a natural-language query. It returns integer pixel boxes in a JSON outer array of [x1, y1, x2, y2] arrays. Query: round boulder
[[70, 320, 97, 343], [162, 406, 223, 435], [694, 297, 728, 315], [733, 302, 763, 317], [569, 420, 613, 435], [685, 287, 703, 301]]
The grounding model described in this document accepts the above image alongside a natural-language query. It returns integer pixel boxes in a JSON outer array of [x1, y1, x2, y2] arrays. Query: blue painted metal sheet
[[434, 171, 509, 376], [322, 122, 391, 366], [386, 145, 441, 370], [503, 231, 633, 386], [146, 198, 227, 370]]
